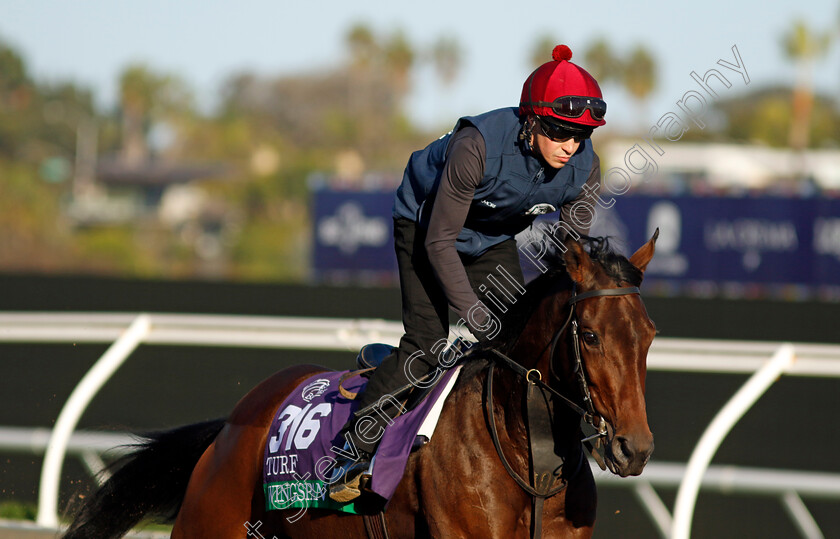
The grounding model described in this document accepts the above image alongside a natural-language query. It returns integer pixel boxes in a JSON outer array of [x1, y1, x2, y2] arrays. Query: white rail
[[36, 314, 150, 528], [0, 426, 135, 455], [594, 461, 840, 538], [0, 312, 406, 350], [6, 422, 840, 539], [670, 344, 796, 539], [7, 423, 840, 538], [1, 312, 839, 536]]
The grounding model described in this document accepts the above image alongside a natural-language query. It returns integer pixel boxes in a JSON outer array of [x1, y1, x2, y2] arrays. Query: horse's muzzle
[[606, 428, 654, 477]]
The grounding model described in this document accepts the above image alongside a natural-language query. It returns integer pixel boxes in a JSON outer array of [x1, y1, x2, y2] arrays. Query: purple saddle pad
[[262, 367, 459, 514]]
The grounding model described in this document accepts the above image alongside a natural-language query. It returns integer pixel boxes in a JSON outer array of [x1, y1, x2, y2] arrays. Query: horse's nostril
[[617, 436, 634, 460]]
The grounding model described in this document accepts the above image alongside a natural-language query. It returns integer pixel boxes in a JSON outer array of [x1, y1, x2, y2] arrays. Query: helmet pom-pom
[[552, 44, 572, 62]]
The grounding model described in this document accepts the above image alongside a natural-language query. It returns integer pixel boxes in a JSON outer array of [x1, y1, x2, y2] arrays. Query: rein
[[483, 284, 640, 539]]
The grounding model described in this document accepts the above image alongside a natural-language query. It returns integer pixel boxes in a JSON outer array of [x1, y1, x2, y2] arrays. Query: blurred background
[[1, 1, 840, 537], [0, 0, 838, 285]]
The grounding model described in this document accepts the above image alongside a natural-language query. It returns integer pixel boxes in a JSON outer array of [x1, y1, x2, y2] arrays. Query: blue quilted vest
[[393, 107, 593, 256]]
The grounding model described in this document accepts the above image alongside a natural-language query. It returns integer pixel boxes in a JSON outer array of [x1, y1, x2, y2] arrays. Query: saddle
[[355, 343, 394, 370]]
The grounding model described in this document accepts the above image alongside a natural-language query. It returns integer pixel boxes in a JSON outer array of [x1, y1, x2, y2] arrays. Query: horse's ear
[[562, 235, 596, 286], [629, 228, 659, 274]]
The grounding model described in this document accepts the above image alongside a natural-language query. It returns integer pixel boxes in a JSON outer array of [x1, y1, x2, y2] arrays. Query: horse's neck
[[465, 284, 585, 475], [508, 284, 572, 374], [484, 359, 581, 481], [486, 366, 530, 457], [502, 285, 584, 435]]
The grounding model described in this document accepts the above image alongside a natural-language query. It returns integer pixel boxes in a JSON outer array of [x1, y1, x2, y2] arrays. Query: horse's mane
[[459, 236, 641, 380]]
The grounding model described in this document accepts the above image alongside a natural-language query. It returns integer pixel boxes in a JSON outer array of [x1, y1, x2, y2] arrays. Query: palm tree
[[119, 64, 193, 164], [430, 36, 462, 88], [0, 40, 28, 102], [583, 38, 621, 86], [346, 23, 378, 70], [383, 31, 415, 97], [782, 19, 832, 150], [529, 35, 559, 69], [622, 45, 657, 129], [119, 65, 158, 164]]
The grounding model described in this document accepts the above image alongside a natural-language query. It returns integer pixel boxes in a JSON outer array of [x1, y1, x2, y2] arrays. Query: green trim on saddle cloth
[[264, 480, 362, 514]]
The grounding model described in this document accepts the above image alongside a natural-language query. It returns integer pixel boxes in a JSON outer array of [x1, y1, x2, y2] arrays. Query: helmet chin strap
[[518, 116, 537, 153]]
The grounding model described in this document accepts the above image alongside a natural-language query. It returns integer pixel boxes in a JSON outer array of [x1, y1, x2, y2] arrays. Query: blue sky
[[3, 0, 839, 132]]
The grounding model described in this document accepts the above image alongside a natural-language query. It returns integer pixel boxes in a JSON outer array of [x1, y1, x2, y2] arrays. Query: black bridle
[[488, 283, 642, 441], [483, 283, 641, 539]]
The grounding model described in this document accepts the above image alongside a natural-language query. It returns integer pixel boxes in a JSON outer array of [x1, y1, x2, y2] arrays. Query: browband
[[568, 286, 640, 305]]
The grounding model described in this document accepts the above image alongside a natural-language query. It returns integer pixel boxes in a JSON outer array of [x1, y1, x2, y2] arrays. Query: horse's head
[[556, 232, 658, 477]]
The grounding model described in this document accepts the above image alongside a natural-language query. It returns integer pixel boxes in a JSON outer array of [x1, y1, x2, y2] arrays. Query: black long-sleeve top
[[423, 126, 601, 321]]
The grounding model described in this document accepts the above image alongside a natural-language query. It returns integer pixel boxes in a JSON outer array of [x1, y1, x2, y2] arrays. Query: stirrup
[[328, 456, 374, 503]]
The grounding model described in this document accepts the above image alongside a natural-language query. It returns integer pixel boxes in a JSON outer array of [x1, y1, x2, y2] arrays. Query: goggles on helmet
[[521, 95, 607, 122]]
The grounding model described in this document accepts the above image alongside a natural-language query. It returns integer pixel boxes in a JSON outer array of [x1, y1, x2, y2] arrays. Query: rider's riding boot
[[328, 450, 374, 503]]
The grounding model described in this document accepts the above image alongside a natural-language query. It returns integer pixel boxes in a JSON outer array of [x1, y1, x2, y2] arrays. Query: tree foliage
[[118, 64, 196, 163], [0, 27, 446, 280], [709, 86, 840, 148], [3, 27, 838, 281], [583, 38, 621, 86], [430, 36, 462, 87], [529, 36, 658, 120], [622, 45, 657, 102], [781, 19, 834, 150], [529, 35, 559, 69], [346, 23, 379, 69]]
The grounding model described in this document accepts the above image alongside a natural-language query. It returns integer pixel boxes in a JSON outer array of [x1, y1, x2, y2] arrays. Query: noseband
[[550, 284, 641, 438], [484, 283, 641, 539]]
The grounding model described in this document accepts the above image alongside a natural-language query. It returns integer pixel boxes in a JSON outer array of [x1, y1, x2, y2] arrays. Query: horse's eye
[[582, 331, 600, 346]]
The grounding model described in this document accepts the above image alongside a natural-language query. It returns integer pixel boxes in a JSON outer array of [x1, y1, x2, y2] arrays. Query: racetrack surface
[[2, 277, 838, 538]]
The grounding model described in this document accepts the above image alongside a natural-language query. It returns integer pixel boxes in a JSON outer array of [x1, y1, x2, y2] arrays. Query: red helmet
[[519, 45, 606, 129]]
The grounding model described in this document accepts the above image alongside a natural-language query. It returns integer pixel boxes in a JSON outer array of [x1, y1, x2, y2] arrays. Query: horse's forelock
[[541, 235, 642, 287], [582, 236, 643, 287], [455, 236, 641, 367], [479, 236, 639, 355]]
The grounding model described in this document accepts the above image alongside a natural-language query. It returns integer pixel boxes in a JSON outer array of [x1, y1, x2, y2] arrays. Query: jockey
[[330, 44, 608, 503]]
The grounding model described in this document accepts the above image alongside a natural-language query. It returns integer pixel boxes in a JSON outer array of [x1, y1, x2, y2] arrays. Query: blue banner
[[311, 189, 840, 296], [587, 195, 840, 291], [311, 190, 396, 281]]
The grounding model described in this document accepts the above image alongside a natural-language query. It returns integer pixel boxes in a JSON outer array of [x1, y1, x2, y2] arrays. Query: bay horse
[[63, 233, 658, 539]]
